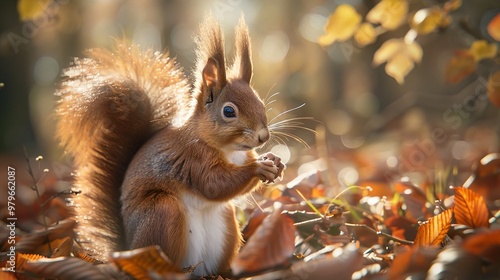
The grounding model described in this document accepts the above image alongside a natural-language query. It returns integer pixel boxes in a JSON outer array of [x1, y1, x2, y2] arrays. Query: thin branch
[[345, 222, 414, 245]]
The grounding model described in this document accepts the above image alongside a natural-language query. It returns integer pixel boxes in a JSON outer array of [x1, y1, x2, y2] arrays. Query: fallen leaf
[[445, 49, 477, 84], [241, 209, 270, 241], [463, 229, 500, 263], [111, 245, 184, 279], [469, 40, 498, 61], [15, 219, 76, 255], [17, 0, 52, 21], [385, 216, 418, 241], [388, 246, 440, 280], [394, 181, 428, 220], [487, 12, 500, 41], [410, 6, 447, 35], [373, 39, 422, 84], [23, 256, 111, 280], [285, 243, 363, 280], [16, 253, 45, 272], [318, 4, 361, 46], [453, 187, 490, 229], [367, 0, 409, 30], [231, 210, 296, 277], [0, 271, 16, 280], [413, 209, 452, 246], [487, 70, 500, 107], [427, 245, 485, 279], [464, 153, 500, 206], [354, 22, 377, 46]]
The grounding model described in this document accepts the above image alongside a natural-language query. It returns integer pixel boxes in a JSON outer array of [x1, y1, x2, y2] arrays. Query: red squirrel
[[55, 15, 285, 276]]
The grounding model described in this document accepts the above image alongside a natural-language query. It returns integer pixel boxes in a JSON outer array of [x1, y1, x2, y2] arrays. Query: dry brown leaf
[[285, 243, 364, 280], [241, 209, 270, 241], [231, 210, 296, 277], [445, 49, 476, 84], [453, 187, 490, 229], [427, 245, 484, 279], [388, 246, 440, 280], [410, 6, 446, 35], [111, 245, 184, 279], [463, 229, 500, 263], [464, 153, 500, 206], [394, 181, 428, 220], [367, 0, 408, 30], [0, 271, 16, 280], [385, 216, 418, 242], [469, 40, 498, 61], [373, 39, 422, 84], [487, 70, 500, 107], [318, 4, 361, 46], [414, 209, 452, 246], [23, 256, 110, 280], [15, 219, 76, 255], [16, 253, 46, 272]]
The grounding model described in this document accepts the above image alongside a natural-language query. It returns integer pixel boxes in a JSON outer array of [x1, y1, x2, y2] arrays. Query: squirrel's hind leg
[[122, 190, 188, 268]]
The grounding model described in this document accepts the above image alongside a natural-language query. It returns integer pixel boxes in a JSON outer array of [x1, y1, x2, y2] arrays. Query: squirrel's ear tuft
[[195, 13, 227, 102], [230, 15, 252, 84]]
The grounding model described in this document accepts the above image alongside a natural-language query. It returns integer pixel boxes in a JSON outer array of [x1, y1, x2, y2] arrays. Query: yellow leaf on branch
[[373, 38, 422, 84], [354, 22, 377, 46], [410, 6, 447, 35], [318, 4, 361, 46], [469, 40, 498, 61], [367, 0, 408, 30], [17, 0, 52, 21]]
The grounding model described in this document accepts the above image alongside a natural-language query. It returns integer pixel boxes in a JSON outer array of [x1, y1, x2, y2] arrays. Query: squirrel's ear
[[231, 16, 252, 84], [203, 57, 224, 89], [202, 57, 226, 104]]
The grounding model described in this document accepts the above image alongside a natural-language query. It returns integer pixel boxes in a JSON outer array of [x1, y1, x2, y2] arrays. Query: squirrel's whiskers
[[264, 96, 316, 149]]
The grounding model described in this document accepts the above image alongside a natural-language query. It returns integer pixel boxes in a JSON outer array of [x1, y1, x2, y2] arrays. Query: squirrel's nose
[[258, 128, 270, 144]]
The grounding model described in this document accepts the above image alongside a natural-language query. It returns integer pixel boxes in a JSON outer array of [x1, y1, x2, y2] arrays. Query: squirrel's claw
[[257, 152, 286, 183]]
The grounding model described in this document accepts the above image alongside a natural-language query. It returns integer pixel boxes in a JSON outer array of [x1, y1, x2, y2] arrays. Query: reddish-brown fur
[[56, 15, 284, 275]]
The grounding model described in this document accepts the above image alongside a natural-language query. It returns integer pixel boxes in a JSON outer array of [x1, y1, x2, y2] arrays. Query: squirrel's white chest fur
[[181, 193, 230, 276], [181, 149, 248, 275]]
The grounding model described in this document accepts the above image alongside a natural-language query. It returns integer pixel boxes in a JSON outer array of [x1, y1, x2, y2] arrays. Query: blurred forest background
[[0, 0, 499, 205]]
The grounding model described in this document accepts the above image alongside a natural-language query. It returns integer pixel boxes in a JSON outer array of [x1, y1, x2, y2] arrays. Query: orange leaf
[[463, 229, 500, 263], [487, 70, 500, 107], [241, 209, 270, 241], [111, 245, 184, 279], [388, 246, 440, 280], [453, 187, 490, 229], [23, 256, 112, 280], [464, 153, 500, 205], [231, 210, 296, 277], [413, 209, 452, 246], [385, 216, 418, 241], [487, 12, 500, 41], [445, 50, 477, 84]]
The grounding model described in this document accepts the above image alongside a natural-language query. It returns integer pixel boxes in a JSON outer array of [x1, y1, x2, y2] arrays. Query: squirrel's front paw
[[257, 152, 286, 183]]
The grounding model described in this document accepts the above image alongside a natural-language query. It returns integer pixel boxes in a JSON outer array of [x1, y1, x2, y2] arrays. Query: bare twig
[[345, 222, 414, 245]]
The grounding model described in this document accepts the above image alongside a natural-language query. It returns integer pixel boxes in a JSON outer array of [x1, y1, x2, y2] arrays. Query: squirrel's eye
[[223, 106, 236, 118]]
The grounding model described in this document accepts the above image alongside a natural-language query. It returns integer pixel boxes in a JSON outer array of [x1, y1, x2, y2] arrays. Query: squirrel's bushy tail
[[56, 42, 191, 261]]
